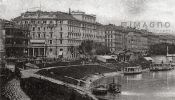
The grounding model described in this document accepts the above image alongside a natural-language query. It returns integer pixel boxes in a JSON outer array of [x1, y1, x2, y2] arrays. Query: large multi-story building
[[14, 10, 105, 60], [95, 24, 106, 44], [13, 10, 175, 60], [0, 19, 5, 67], [2, 20, 30, 59]]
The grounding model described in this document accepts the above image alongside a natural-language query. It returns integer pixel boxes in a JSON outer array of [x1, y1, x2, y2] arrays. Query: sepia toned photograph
[[0, 0, 175, 100]]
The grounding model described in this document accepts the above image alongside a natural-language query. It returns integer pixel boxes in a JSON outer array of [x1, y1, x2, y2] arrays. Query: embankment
[[20, 77, 96, 100]]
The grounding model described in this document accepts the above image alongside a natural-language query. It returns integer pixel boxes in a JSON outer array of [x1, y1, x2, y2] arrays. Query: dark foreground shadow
[[20, 77, 94, 100]]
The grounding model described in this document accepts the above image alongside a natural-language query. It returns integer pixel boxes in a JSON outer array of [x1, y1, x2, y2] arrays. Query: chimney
[[69, 8, 71, 14]]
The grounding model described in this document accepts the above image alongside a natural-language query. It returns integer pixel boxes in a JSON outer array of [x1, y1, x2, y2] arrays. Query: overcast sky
[[0, 0, 175, 34]]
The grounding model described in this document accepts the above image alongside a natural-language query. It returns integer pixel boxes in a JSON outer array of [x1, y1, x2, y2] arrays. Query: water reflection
[[99, 70, 175, 100]]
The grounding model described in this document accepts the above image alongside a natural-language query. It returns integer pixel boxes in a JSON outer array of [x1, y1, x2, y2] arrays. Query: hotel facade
[[14, 10, 105, 60]]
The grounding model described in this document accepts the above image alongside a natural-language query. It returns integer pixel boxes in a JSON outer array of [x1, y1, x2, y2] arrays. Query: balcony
[[5, 43, 28, 48], [5, 35, 29, 39]]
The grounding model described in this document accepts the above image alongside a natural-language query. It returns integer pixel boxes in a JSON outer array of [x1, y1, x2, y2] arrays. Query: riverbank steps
[[20, 77, 96, 100], [1, 78, 30, 100], [36, 65, 115, 85], [84, 72, 121, 90]]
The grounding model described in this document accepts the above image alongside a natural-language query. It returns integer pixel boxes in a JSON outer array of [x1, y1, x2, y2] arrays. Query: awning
[[144, 57, 153, 61], [114, 51, 125, 54], [30, 40, 45, 44]]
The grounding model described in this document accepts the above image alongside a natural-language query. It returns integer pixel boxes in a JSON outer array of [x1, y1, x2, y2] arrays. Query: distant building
[[105, 24, 126, 53], [146, 33, 175, 47], [14, 10, 105, 60], [71, 10, 96, 23], [125, 31, 148, 53], [105, 24, 148, 54], [96, 24, 106, 44], [147, 33, 160, 46], [158, 35, 175, 44]]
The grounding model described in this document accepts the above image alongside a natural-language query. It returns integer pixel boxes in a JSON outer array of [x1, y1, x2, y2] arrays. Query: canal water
[[97, 70, 175, 100]]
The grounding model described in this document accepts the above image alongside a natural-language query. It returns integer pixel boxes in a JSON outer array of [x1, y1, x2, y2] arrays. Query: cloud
[[0, 0, 174, 34]]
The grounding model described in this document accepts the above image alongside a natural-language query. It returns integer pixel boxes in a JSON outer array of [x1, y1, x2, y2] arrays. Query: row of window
[[68, 26, 81, 32], [67, 32, 105, 40], [23, 20, 63, 25], [106, 31, 116, 34], [48, 40, 63, 45], [82, 34, 95, 38], [105, 35, 113, 38], [23, 19, 97, 30], [31, 32, 52, 38], [105, 35, 123, 39], [68, 21, 96, 29], [31, 32, 63, 39], [68, 40, 81, 44], [96, 36, 105, 39], [32, 26, 59, 32], [68, 32, 81, 37]]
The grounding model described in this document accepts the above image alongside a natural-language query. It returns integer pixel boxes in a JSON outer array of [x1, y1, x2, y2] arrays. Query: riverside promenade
[[1, 63, 120, 100], [20, 66, 98, 100]]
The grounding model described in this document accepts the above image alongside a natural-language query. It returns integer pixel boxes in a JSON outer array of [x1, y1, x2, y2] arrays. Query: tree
[[78, 40, 110, 55], [94, 42, 110, 55], [148, 43, 175, 55], [78, 40, 94, 55]]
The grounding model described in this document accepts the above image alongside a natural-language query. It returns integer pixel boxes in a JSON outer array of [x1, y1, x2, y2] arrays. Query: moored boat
[[107, 77, 121, 93], [150, 63, 173, 71], [123, 66, 142, 75], [92, 85, 107, 95]]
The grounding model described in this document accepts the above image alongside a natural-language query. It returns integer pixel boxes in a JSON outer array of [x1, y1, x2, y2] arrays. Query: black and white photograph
[[0, 0, 175, 100]]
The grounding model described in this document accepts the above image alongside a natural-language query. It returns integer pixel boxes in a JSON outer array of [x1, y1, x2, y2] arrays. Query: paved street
[[2, 78, 30, 100]]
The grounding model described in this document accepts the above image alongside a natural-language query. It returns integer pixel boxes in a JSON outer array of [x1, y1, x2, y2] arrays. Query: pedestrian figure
[[14, 65, 21, 79]]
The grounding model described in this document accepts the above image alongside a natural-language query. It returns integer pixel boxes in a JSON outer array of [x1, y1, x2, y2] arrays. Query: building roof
[[56, 12, 77, 20], [71, 10, 96, 17], [13, 10, 101, 25], [104, 24, 150, 35], [99, 55, 114, 59], [105, 24, 123, 31], [14, 10, 77, 21]]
